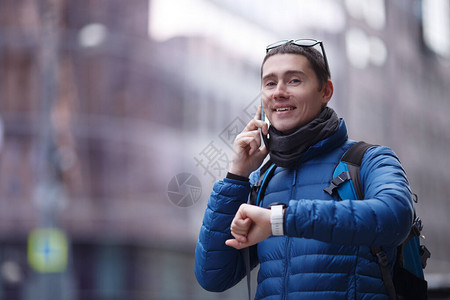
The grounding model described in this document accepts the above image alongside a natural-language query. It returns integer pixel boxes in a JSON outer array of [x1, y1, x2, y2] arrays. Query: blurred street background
[[0, 0, 449, 299]]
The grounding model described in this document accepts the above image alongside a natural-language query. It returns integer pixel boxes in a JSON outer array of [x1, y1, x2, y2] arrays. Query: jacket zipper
[[283, 169, 296, 299], [282, 237, 291, 300]]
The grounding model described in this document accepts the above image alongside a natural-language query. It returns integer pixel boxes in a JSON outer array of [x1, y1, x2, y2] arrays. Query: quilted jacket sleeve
[[194, 178, 258, 292], [285, 146, 414, 248]]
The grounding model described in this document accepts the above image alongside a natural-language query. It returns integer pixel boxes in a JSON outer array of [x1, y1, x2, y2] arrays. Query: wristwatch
[[269, 203, 287, 236]]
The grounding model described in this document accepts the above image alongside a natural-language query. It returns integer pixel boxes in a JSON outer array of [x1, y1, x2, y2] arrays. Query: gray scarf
[[262, 107, 340, 168]]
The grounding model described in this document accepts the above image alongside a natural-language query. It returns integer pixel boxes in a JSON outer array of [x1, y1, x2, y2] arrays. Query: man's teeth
[[275, 107, 294, 112]]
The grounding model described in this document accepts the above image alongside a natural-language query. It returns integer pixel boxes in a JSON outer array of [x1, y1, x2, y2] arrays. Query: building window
[[422, 0, 450, 58]]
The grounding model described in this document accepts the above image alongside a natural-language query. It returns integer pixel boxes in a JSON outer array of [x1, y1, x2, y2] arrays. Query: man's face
[[261, 54, 332, 133]]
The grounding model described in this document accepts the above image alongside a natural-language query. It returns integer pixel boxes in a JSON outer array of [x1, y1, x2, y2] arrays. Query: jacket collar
[[300, 119, 348, 163]]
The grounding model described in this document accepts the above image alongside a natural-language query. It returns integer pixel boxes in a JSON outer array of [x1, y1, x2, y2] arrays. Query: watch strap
[[270, 205, 285, 236]]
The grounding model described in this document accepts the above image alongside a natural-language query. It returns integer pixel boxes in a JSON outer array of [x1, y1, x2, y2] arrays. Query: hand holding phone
[[228, 105, 269, 177]]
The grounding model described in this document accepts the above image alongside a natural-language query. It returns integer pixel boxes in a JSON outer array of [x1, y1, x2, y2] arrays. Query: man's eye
[[265, 82, 276, 87], [289, 79, 300, 84]]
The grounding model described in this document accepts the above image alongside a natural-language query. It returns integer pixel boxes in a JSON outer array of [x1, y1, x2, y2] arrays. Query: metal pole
[[28, 1, 73, 299]]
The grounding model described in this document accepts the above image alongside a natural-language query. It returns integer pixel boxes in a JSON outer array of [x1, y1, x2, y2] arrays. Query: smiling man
[[261, 53, 332, 133], [195, 40, 413, 299]]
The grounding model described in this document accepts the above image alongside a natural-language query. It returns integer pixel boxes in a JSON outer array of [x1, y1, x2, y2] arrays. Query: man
[[195, 39, 413, 299]]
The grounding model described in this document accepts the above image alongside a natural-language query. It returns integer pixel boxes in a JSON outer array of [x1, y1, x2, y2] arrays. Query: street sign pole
[[27, 1, 74, 299]]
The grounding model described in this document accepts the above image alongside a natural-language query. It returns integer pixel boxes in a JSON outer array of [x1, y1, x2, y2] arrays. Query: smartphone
[[260, 102, 270, 148], [260, 101, 270, 127]]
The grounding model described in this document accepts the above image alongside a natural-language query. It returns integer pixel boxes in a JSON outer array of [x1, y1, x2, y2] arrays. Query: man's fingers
[[230, 218, 251, 239], [235, 130, 263, 155], [225, 239, 247, 250], [256, 105, 269, 135], [256, 105, 262, 121], [227, 205, 250, 248], [230, 232, 248, 243], [231, 217, 251, 231], [255, 145, 269, 159], [236, 131, 260, 146], [249, 142, 269, 158], [244, 118, 268, 134]]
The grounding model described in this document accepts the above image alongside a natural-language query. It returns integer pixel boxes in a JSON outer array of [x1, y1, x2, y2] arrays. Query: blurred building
[[0, 0, 449, 299]]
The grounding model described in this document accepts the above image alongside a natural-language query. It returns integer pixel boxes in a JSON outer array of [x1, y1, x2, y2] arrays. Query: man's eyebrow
[[262, 70, 306, 81], [261, 73, 276, 82], [284, 70, 306, 77]]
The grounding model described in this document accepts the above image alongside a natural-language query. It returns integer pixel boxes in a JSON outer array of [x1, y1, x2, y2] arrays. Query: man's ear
[[321, 80, 333, 105]]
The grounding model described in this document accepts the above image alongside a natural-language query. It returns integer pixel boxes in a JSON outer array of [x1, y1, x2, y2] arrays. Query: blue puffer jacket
[[195, 120, 414, 299]]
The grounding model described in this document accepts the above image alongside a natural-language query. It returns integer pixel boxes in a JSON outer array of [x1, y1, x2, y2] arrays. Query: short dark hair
[[261, 43, 330, 89]]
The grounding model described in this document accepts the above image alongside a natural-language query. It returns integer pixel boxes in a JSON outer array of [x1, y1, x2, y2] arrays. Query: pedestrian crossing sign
[[27, 228, 68, 273]]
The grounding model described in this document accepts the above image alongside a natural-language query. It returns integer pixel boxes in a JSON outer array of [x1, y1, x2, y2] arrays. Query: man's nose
[[273, 82, 288, 99]]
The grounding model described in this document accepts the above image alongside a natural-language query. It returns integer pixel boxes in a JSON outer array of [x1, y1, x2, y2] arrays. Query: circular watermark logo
[[167, 173, 202, 207]]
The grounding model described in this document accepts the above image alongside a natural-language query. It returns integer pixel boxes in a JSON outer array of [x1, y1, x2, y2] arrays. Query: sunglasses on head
[[266, 39, 330, 77]]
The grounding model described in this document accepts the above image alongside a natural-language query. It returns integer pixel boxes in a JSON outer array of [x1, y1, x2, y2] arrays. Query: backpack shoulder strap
[[249, 160, 276, 206], [245, 160, 276, 300], [335, 141, 398, 300], [324, 141, 374, 199], [341, 141, 374, 165], [242, 247, 251, 300], [341, 141, 375, 200]]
